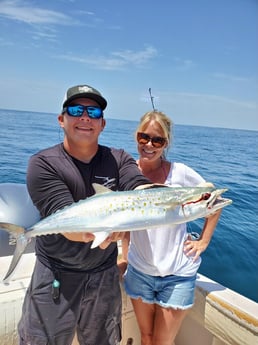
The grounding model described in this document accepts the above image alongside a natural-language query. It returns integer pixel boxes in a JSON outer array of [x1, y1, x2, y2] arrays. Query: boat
[[0, 183, 257, 345]]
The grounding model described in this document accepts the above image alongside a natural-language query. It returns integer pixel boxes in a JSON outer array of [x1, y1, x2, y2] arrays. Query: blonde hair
[[135, 110, 173, 138], [135, 111, 173, 157]]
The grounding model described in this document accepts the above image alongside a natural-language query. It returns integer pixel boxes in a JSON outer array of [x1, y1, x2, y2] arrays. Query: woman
[[123, 111, 221, 345]]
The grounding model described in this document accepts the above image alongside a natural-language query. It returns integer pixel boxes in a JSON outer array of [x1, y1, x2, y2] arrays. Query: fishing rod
[[148, 88, 157, 111]]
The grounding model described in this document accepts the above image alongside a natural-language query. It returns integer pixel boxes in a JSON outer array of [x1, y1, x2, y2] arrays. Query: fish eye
[[202, 193, 211, 200]]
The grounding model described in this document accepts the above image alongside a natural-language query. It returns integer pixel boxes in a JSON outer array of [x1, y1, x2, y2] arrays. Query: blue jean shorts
[[123, 264, 196, 309]]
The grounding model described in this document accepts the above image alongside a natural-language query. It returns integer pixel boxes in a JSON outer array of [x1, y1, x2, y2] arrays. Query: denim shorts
[[123, 264, 196, 309]]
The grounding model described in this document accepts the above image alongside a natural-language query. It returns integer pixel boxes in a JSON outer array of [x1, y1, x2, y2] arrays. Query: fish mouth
[[211, 197, 232, 208], [207, 189, 232, 209]]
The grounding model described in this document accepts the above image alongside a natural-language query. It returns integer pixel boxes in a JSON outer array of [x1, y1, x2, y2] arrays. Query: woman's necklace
[[140, 159, 168, 184]]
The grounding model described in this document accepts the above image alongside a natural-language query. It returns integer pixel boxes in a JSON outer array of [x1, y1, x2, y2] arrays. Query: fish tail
[[0, 222, 29, 283], [0, 222, 25, 235]]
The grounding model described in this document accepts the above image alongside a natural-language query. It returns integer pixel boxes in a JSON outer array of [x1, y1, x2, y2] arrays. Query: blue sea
[[0, 108, 257, 303]]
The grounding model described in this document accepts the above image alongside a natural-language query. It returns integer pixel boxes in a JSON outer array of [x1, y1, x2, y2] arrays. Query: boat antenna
[[148, 88, 157, 111]]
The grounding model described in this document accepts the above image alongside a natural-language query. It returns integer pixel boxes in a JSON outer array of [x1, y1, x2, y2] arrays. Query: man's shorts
[[124, 263, 196, 309], [18, 259, 122, 345]]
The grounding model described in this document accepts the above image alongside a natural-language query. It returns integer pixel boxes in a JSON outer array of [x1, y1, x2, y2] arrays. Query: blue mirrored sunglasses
[[63, 105, 103, 119]]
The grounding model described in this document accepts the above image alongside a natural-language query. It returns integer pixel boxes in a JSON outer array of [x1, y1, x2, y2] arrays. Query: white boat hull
[[0, 253, 257, 345]]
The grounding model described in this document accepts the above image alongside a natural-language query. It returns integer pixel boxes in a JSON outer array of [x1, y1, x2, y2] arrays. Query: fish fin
[[2, 233, 29, 283], [0, 222, 25, 235], [91, 231, 109, 248], [92, 183, 113, 194]]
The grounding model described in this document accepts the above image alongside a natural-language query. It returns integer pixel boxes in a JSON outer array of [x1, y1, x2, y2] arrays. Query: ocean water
[[0, 108, 257, 303]]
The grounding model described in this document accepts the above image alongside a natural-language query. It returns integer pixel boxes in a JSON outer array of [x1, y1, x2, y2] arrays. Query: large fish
[[0, 183, 232, 282]]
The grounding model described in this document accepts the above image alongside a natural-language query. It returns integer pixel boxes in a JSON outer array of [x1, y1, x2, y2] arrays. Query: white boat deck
[[0, 252, 257, 345]]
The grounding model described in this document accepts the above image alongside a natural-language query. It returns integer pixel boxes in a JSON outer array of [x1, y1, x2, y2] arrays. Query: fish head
[[180, 188, 232, 220]]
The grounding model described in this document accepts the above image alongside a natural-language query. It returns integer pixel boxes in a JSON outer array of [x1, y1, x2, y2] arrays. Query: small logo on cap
[[78, 86, 93, 93]]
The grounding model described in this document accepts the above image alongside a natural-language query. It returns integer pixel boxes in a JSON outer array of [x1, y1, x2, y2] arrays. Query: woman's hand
[[183, 236, 209, 262]]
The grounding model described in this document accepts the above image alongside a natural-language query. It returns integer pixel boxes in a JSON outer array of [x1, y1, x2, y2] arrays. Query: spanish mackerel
[[0, 183, 232, 282]]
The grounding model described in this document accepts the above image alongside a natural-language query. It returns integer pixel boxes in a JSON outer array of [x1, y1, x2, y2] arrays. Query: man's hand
[[63, 231, 126, 249], [99, 232, 126, 249]]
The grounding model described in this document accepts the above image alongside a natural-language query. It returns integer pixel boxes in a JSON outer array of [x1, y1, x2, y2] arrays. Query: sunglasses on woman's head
[[137, 132, 167, 148], [62, 105, 103, 119]]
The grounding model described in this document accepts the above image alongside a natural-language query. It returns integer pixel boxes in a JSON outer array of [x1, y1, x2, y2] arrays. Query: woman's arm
[[184, 209, 222, 261]]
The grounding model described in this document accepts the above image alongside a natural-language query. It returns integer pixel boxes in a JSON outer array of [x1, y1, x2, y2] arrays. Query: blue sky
[[0, 0, 257, 130]]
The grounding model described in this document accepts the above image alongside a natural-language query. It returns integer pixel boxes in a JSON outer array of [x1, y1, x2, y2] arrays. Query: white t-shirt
[[128, 162, 205, 277]]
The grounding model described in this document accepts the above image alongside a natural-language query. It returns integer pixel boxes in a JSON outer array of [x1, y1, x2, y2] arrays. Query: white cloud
[[0, 0, 72, 25], [54, 46, 158, 70], [112, 46, 158, 65]]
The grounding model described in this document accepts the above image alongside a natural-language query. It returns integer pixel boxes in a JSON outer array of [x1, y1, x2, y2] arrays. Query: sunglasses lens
[[65, 105, 103, 118], [137, 132, 166, 148], [137, 132, 150, 144], [152, 137, 166, 148], [86, 107, 103, 119], [66, 105, 84, 117]]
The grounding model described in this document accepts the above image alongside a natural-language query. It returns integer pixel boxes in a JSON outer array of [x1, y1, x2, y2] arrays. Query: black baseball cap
[[62, 85, 107, 110]]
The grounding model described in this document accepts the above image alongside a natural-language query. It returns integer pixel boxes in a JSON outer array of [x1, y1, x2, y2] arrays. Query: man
[[18, 84, 150, 345]]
